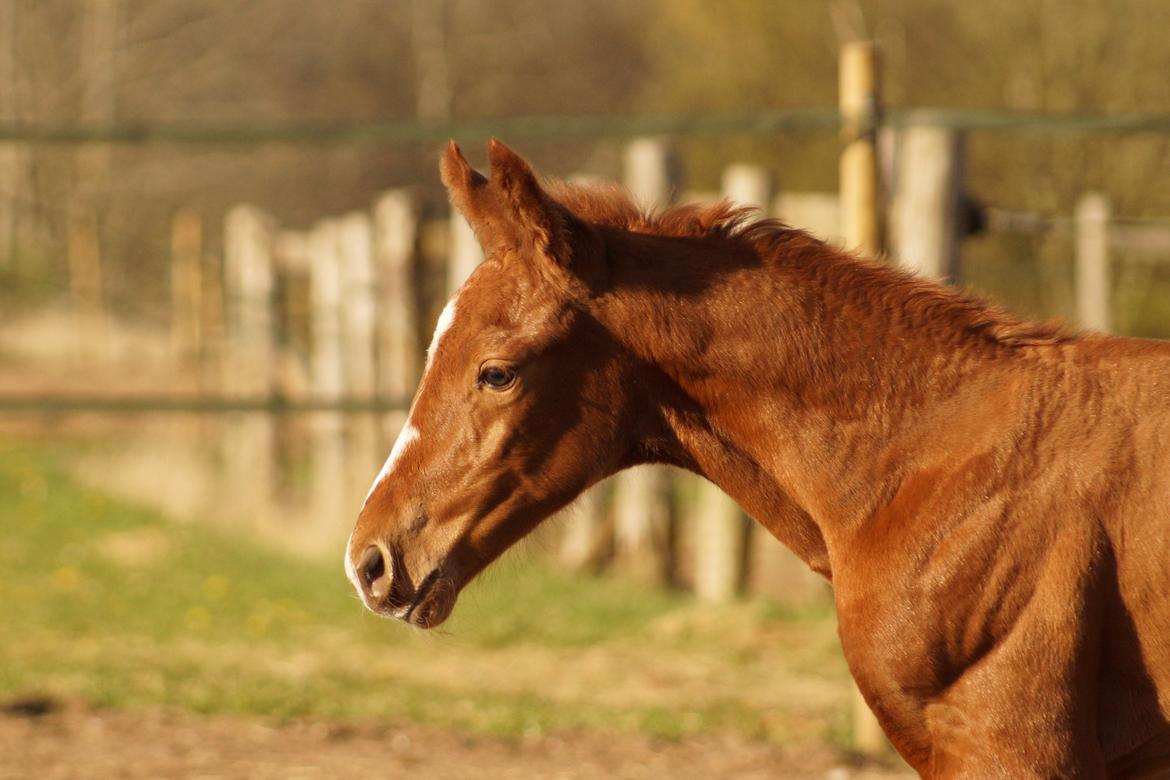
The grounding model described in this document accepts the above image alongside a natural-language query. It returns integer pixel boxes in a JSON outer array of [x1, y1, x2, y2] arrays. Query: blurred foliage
[[2, 0, 1169, 331], [645, 0, 1170, 210], [644, 0, 1170, 335], [2, 0, 649, 319]]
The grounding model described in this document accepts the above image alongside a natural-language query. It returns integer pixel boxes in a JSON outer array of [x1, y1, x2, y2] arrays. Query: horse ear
[[487, 139, 605, 292], [440, 140, 489, 223], [487, 139, 565, 257], [441, 139, 604, 293]]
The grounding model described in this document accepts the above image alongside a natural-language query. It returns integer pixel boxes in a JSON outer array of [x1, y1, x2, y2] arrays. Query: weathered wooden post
[[374, 191, 422, 404], [625, 138, 679, 209], [338, 211, 380, 527], [170, 208, 203, 370], [0, 0, 20, 269], [270, 229, 313, 519], [67, 212, 107, 362], [272, 230, 313, 400], [163, 207, 206, 496], [692, 474, 747, 601], [374, 190, 423, 472], [893, 125, 965, 279], [772, 192, 843, 246], [560, 487, 611, 571], [223, 204, 277, 531], [310, 220, 345, 404], [839, 40, 889, 756], [840, 41, 883, 256], [200, 248, 226, 393], [309, 218, 348, 535], [609, 137, 678, 584], [69, 0, 119, 361], [339, 213, 377, 401], [689, 164, 771, 602], [1076, 192, 1111, 333], [721, 164, 770, 212]]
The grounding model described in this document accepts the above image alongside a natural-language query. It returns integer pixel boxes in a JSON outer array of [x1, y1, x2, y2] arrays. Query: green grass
[[0, 441, 848, 744]]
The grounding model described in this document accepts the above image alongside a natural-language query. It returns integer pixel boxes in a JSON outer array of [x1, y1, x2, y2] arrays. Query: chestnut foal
[[346, 140, 1170, 778]]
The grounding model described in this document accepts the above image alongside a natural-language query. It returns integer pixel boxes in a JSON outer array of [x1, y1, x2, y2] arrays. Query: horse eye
[[479, 366, 515, 389]]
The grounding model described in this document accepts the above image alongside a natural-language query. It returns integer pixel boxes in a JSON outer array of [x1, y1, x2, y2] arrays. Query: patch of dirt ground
[[0, 698, 915, 780]]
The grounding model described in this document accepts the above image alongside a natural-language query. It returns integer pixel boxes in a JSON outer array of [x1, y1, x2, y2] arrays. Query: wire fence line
[[988, 207, 1170, 254], [0, 110, 841, 146], [0, 395, 411, 414], [5, 108, 1170, 147]]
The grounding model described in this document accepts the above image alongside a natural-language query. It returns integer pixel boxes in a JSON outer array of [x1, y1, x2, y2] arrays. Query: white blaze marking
[[361, 296, 459, 507], [426, 297, 458, 369], [364, 422, 419, 504]]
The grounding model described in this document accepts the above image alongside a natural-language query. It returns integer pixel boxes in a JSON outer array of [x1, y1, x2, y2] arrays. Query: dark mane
[[549, 180, 1072, 348]]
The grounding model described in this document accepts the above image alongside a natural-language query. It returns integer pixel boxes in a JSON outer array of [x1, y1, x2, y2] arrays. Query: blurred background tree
[[3, 0, 1170, 329]]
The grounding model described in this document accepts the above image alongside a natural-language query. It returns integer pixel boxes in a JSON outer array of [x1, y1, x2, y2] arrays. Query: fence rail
[[0, 110, 840, 146], [6, 107, 1170, 147], [0, 395, 410, 414]]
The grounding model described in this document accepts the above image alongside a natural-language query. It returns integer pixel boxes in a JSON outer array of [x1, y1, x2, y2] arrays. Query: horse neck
[[592, 227, 1017, 573]]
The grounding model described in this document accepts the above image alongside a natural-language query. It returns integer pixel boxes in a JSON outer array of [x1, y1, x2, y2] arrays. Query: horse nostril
[[359, 544, 391, 600]]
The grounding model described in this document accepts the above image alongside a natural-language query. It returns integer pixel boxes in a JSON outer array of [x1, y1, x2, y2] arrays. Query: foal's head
[[345, 140, 639, 627]]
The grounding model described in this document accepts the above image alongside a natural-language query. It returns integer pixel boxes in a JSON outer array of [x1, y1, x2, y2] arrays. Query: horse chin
[[405, 575, 457, 629]]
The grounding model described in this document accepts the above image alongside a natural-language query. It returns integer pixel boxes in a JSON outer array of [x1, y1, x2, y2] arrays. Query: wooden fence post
[[224, 206, 277, 393], [272, 229, 313, 400], [69, 0, 118, 353], [222, 204, 277, 530], [339, 213, 377, 400], [624, 137, 678, 208], [772, 192, 843, 246], [271, 229, 313, 519], [1076, 192, 1111, 333], [840, 40, 889, 757], [0, 0, 19, 269], [560, 487, 611, 571], [67, 211, 107, 361], [374, 190, 422, 403], [840, 41, 883, 256], [310, 220, 345, 403], [338, 211, 380, 527], [692, 473, 747, 601], [163, 208, 206, 491], [309, 218, 347, 535], [721, 164, 770, 212], [611, 465, 673, 583], [200, 247, 226, 393], [374, 190, 423, 471], [893, 125, 964, 279], [170, 208, 203, 370], [609, 137, 678, 585]]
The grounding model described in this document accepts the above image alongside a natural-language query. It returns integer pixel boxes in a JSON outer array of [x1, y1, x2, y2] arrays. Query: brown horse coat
[[347, 140, 1170, 778]]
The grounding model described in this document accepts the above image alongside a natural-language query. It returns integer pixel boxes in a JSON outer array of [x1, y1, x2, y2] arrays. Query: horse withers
[[345, 139, 1170, 778]]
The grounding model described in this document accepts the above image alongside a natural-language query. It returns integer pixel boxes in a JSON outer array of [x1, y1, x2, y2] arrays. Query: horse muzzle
[[346, 538, 457, 629]]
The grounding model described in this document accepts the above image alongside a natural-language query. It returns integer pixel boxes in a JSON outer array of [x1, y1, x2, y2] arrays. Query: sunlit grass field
[[0, 441, 852, 747]]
